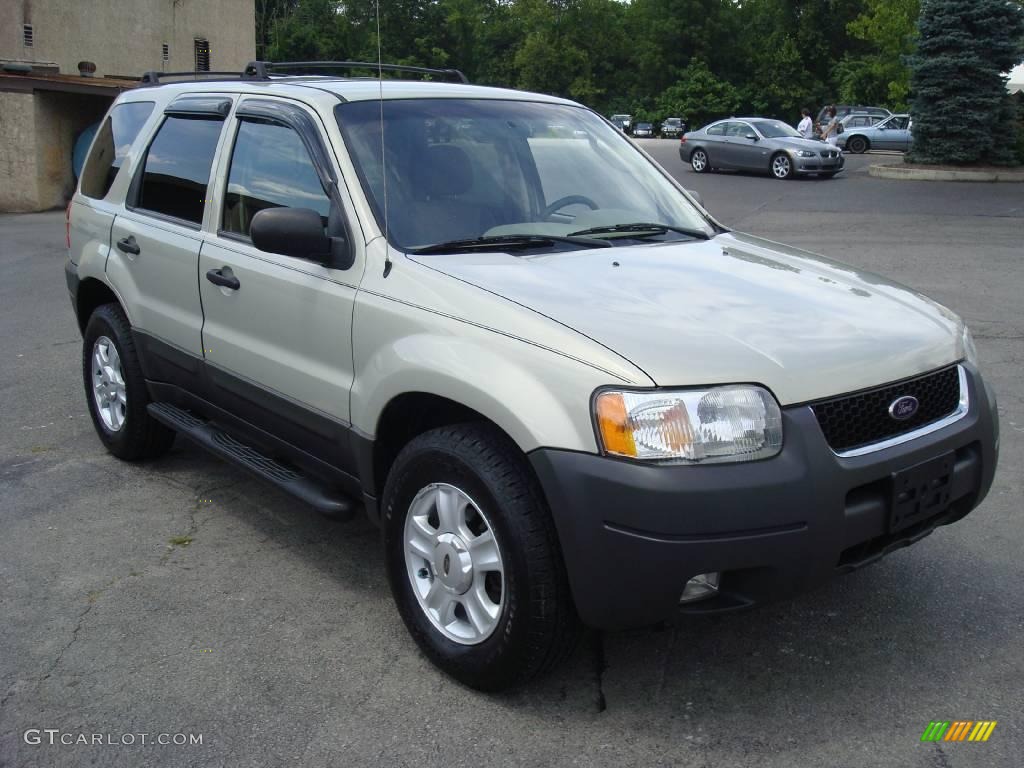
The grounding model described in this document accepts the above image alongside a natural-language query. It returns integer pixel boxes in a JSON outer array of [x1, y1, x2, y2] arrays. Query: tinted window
[[80, 101, 155, 199], [749, 120, 801, 138], [136, 116, 223, 225], [886, 116, 910, 130], [706, 122, 726, 136], [222, 120, 330, 237]]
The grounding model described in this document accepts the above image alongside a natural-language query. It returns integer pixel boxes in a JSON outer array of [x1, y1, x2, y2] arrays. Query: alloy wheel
[[91, 335, 127, 432], [772, 154, 792, 179], [404, 483, 505, 645]]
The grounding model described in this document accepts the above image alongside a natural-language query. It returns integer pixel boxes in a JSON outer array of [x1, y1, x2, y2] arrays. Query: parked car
[[633, 121, 654, 138], [816, 104, 891, 126], [609, 113, 632, 134], [681, 117, 845, 179], [838, 113, 913, 153], [839, 113, 885, 130], [661, 117, 685, 138], [67, 65, 997, 691]]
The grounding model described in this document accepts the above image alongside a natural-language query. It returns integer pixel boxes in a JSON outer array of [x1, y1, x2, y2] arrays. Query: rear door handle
[[116, 236, 140, 255], [206, 267, 240, 291]]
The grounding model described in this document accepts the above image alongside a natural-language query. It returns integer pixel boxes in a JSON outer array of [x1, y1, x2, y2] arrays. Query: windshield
[[335, 99, 710, 251], [750, 120, 802, 139]]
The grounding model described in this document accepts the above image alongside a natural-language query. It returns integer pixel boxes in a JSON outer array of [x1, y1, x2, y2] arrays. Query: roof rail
[[139, 69, 267, 86], [250, 60, 469, 84]]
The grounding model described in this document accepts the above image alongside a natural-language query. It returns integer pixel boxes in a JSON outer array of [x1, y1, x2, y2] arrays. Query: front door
[[198, 99, 362, 471]]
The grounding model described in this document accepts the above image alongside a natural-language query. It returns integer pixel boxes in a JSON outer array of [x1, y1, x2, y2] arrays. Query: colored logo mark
[[921, 721, 997, 742]]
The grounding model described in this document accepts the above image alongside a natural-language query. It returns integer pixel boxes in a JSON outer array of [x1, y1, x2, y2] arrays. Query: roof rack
[[138, 70, 264, 86], [247, 60, 469, 84], [139, 61, 469, 87]]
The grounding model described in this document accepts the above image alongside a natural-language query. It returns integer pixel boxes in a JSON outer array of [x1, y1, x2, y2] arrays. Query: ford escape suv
[[65, 62, 999, 691]]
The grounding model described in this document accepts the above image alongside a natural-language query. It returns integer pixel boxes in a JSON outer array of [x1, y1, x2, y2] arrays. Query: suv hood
[[409, 232, 963, 405]]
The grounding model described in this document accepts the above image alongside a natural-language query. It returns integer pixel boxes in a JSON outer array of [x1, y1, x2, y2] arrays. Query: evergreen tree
[[908, 0, 1024, 165]]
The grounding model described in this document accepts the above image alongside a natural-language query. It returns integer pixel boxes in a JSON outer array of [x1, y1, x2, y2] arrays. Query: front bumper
[[529, 364, 998, 630], [794, 150, 845, 174]]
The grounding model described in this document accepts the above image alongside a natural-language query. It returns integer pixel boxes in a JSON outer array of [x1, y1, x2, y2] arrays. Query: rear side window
[[706, 123, 726, 136], [80, 101, 155, 200], [135, 116, 224, 225], [221, 120, 330, 237]]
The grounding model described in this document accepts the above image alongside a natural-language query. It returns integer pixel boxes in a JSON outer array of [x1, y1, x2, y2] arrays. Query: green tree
[[834, 0, 919, 109], [655, 58, 741, 128], [908, 0, 1024, 165]]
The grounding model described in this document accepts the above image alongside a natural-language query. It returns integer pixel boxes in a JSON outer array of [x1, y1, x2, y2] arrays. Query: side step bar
[[148, 402, 357, 519]]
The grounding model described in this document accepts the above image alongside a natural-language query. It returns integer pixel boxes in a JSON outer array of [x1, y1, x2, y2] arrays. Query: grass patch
[[168, 535, 194, 547]]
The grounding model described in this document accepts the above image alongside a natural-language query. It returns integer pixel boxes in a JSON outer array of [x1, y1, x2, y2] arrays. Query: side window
[[135, 115, 224, 225], [221, 120, 330, 238], [890, 116, 910, 130], [725, 122, 748, 137], [80, 101, 155, 200], [706, 123, 726, 136]]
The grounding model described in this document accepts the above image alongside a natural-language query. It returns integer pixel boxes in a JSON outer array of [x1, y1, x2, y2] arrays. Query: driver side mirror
[[745, 133, 758, 141], [251, 207, 352, 269], [685, 189, 705, 208]]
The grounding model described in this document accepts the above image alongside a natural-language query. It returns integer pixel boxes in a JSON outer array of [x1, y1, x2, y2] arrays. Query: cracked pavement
[[2, 153, 1022, 767]]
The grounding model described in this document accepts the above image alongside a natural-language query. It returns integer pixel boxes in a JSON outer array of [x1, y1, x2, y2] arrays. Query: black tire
[[382, 422, 579, 691], [690, 147, 710, 173], [82, 303, 175, 461], [847, 135, 869, 154]]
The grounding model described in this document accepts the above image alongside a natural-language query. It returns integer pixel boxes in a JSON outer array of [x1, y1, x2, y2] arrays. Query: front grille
[[811, 366, 961, 454], [820, 150, 839, 158]]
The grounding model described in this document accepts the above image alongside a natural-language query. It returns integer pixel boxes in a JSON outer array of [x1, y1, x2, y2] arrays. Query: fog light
[[679, 572, 720, 604]]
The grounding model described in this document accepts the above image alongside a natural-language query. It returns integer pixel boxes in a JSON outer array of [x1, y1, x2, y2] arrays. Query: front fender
[[351, 326, 616, 454]]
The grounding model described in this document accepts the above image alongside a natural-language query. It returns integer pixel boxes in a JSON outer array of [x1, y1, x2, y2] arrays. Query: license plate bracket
[[890, 452, 955, 533]]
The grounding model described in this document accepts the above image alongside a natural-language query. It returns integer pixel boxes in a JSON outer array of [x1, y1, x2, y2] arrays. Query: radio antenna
[[376, 0, 392, 277]]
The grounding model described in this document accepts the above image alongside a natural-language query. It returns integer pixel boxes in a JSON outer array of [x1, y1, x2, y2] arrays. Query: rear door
[[106, 96, 231, 382], [197, 97, 362, 469]]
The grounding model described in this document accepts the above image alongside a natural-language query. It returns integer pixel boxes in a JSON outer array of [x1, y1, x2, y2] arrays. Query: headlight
[[594, 386, 783, 464], [961, 324, 978, 367], [796, 150, 816, 157]]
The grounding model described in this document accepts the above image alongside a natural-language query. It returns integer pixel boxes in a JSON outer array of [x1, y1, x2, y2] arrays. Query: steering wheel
[[542, 195, 599, 219]]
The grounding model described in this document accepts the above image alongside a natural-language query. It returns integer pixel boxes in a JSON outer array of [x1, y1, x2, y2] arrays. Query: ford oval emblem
[[888, 395, 919, 421]]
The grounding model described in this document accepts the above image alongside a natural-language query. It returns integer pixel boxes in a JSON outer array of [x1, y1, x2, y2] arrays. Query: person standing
[[797, 108, 813, 139], [820, 105, 840, 146]]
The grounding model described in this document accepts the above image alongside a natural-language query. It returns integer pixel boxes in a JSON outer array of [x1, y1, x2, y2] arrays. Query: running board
[[147, 402, 357, 519]]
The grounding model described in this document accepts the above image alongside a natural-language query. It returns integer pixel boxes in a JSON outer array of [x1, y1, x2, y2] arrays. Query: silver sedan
[[680, 118, 844, 179], [837, 114, 912, 154]]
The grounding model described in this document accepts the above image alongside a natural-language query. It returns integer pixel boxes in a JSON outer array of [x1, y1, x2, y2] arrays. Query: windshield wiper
[[567, 222, 711, 240], [410, 234, 611, 255]]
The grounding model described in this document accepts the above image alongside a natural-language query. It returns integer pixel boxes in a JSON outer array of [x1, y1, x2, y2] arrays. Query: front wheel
[[771, 152, 794, 180], [382, 423, 579, 691], [691, 148, 710, 173]]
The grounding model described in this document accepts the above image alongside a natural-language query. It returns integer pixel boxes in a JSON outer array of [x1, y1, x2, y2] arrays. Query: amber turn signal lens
[[595, 392, 637, 457]]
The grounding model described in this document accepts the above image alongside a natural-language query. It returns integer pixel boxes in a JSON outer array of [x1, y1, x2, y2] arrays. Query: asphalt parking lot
[[2, 146, 1022, 768]]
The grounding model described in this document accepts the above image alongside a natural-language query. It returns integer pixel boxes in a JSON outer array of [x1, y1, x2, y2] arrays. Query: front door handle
[[206, 267, 240, 291], [116, 236, 140, 255]]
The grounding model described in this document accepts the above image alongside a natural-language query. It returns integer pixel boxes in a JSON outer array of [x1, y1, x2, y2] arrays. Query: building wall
[[1, 0, 256, 77], [0, 91, 40, 211]]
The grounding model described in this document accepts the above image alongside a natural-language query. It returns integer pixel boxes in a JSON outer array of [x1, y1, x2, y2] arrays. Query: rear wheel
[[847, 135, 869, 154], [771, 152, 794, 180], [82, 303, 175, 461], [691, 148, 710, 173], [383, 423, 579, 691]]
